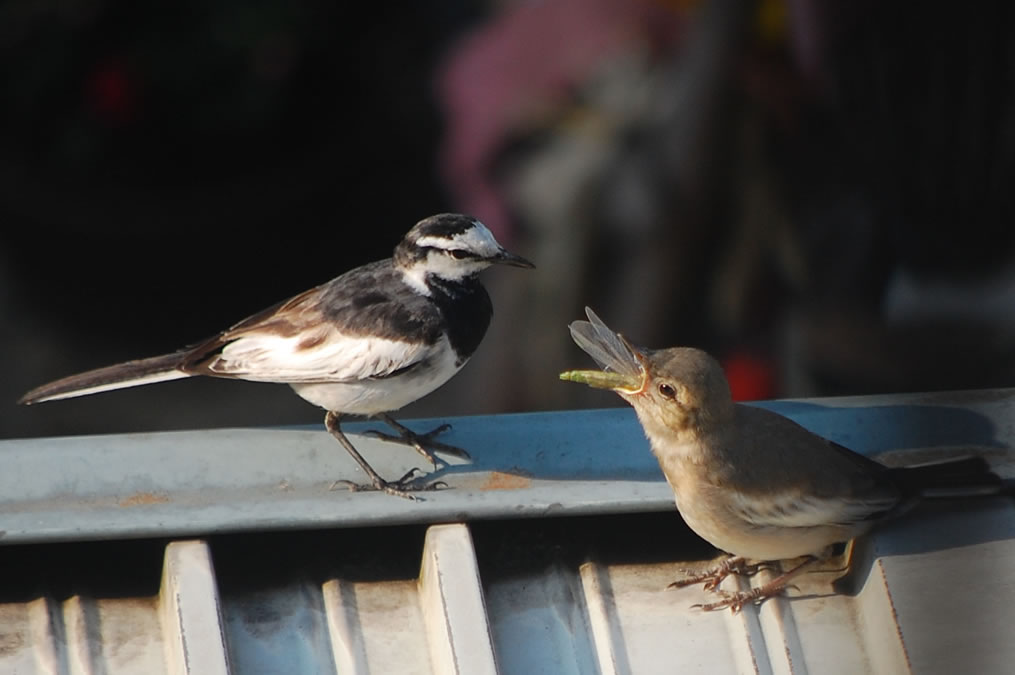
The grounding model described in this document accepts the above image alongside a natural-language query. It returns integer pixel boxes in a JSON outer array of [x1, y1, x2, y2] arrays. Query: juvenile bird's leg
[[668, 555, 768, 592], [324, 412, 444, 500], [693, 556, 818, 613], [362, 413, 472, 467]]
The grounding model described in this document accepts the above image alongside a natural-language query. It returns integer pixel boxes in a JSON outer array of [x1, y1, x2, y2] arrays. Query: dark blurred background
[[6, 0, 1015, 439]]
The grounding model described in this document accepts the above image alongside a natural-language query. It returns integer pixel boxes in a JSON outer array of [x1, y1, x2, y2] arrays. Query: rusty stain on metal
[[118, 492, 170, 507], [479, 472, 531, 491]]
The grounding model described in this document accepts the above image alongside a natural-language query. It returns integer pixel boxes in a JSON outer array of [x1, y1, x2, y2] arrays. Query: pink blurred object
[[436, 0, 685, 240]]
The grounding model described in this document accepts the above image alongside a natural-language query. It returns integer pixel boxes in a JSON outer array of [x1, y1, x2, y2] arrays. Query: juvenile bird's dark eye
[[449, 249, 470, 259], [658, 383, 677, 399]]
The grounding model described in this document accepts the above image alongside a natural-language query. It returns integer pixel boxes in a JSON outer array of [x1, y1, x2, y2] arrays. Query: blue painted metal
[[0, 389, 1012, 545]]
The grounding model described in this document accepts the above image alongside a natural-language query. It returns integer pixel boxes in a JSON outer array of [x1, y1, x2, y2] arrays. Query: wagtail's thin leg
[[362, 413, 471, 467], [324, 412, 444, 500], [668, 555, 769, 592], [693, 556, 818, 613]]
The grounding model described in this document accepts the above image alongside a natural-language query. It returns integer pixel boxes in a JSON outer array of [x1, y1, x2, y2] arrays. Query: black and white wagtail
[[20, 213, 534, 498], [561, 308, 1006, 611]]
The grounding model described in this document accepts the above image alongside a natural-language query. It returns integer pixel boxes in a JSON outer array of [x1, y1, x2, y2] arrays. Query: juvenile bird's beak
[[493, 249, 535, 268]]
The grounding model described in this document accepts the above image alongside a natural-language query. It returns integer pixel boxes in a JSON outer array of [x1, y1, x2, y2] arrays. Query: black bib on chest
[[426, 275, 493, 362]]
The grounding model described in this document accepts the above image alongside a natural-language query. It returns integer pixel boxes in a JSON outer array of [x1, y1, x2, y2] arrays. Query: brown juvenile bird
[[560, 307, 1005, 612]]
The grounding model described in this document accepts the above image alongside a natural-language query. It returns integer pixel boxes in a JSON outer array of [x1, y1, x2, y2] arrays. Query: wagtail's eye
[[658, 382, 677, 399], [448, 249, 470, 260]]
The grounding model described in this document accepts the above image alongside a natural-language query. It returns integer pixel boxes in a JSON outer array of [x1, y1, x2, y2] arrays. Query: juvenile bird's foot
[[668, 556, 766, 592], [690, 556, 817, 613], [692, 585, 781, 613], [365, 413, 471, 468]]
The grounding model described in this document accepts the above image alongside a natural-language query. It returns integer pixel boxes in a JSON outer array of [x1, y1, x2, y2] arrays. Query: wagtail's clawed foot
[[364, 414, 471, 467], [329, 467, 448, 500]]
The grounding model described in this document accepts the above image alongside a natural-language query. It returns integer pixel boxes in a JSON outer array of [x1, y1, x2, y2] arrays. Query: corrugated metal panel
[[1, 389, 1013, 673]]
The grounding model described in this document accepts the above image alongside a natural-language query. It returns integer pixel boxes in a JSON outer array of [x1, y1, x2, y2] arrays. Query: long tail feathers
[[19, 353, 191, 405]]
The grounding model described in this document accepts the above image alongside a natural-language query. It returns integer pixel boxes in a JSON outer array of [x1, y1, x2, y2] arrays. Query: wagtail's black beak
[[493, 249, 535, 269]]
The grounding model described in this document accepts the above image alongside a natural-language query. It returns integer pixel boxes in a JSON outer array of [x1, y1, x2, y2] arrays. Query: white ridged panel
[[850, 554, 911, 675], [754, 568, 805, 675], [86, 596, 164, 674], [779, 545, 889, 675], [867, 500, 1015, 674], [17, 594, 167, 675], [159, 540, 229, 675], [577, 559, 745, 674], [63, 595, 98, 675], [419, 524, 497, 675], [322, 579, 369, 674], [329, 578, 430, 675], [713, 571, 771, 675], [579, 561, 623, 675], [28, 597, 65, 675]]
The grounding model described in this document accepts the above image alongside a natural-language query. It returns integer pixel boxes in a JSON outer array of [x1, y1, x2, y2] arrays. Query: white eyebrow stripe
[[415, 235, 460, 250]]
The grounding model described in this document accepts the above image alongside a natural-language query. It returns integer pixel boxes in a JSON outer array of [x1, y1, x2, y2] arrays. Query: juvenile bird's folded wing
[[568, 307, 642, 377], [730, 490, 901, 530], [729, 405, 908, 527]]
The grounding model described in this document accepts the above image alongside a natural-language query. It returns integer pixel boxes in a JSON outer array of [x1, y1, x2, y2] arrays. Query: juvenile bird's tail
[[891, 456, 1008, 499], [19, 353, 191, 404]]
